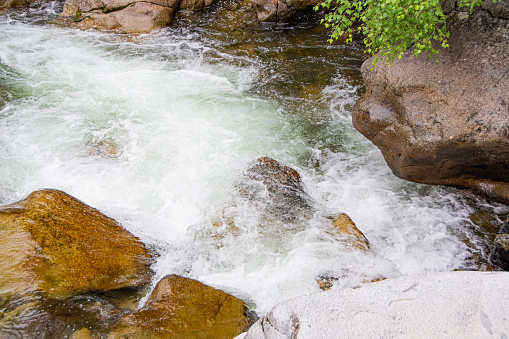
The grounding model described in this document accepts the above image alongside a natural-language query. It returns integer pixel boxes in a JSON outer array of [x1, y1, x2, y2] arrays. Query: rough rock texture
[[108, 274, 255, 338], [330, 213, 370, 252], [0, 293, 126, 338], [242, 157, 311, 219], [0, 189, 152, 299], [61, 0, 215, 33], [0, 0, 28, 9], [352, 5, 509, 204], [80, 3, 174, 33], [252, 0, 319, 22], [490, 217, 509, 270], [244, 271, 509, 338]]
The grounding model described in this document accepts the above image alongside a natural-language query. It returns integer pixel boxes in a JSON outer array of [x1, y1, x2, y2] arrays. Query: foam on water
[[0, 11, 506, 316]]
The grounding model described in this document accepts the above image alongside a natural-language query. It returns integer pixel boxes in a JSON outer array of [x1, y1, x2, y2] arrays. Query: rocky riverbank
[[0, 189, 256, 338], [352, 0, 509, 205]]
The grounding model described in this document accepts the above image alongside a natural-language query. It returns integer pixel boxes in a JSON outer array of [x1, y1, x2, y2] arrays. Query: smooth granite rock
[[244, 271, 509, 338]]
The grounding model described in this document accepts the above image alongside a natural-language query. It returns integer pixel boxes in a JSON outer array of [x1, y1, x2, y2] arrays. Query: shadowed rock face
[[352, 6, 509, 204], [108, 274, 256, 339], [0, 189, 153, 299], [489, 218, 509, 270]]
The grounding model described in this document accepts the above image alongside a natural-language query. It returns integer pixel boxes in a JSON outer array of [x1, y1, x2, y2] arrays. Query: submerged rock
[[0, 189, 153, 299], [0, 0, 29, 10], [252, 0, 320, 22], [351, 7, 509, 204], [489, 217, 509, 271], [244, 271, 509, 338], [0, 292, 127, 338], [108, 274, 256, 338]]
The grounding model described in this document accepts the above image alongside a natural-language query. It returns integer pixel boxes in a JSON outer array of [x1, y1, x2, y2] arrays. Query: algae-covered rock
[[0, 189, 153, 299], [109, 274, 255, 338]]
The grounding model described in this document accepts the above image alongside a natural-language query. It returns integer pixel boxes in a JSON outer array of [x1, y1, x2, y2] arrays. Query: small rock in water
[[329, 213, 370, 252], [241, 156, 311, 220], [87, 139, 120, 159]]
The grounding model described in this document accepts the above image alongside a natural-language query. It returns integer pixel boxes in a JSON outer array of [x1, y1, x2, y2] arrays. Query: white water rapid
[[0, 3, 507, 316]]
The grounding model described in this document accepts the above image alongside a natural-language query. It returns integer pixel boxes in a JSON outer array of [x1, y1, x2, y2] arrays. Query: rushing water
[[0, 1, 507, 317]]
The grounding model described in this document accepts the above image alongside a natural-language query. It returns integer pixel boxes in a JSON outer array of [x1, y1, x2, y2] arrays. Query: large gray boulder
[[352, 4, 509, 204], [243, 271, 509, 338]]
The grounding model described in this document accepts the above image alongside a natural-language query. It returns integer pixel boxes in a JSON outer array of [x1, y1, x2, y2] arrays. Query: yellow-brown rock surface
[[109, 274, 254, 338], [330, 213, 370, 252], [0, 189, 152, 299]]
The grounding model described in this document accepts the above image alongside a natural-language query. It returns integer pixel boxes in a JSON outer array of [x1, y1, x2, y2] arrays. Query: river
[[0, 0, 506, 316]]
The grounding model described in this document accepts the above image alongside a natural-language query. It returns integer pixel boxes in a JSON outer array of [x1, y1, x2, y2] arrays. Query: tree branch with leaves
[[315, 0, 499, 66]]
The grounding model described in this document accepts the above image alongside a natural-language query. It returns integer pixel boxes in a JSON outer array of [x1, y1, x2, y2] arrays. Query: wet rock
[[0, 293, 125, 339], [252, 0, 320, 22], [489, 217, 509, 271], [78, 3, 175, 34], [214, 158, 370, 251], [351, 9, 509, 204], [241, 157, 311, 220], [70, 328, 97, 339], [0, 0, 29, 10], [179, 0, 214, 9], [108, 274, 256, 338], [329, 213, 369, 252], [245, 271, 509, 338], [0, 189, 153, 299], [61, 0, 218, 33], [87, 139, 120, 158]]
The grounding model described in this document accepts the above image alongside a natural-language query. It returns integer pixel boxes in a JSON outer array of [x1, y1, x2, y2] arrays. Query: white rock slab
[[245, 271, 509, 338]]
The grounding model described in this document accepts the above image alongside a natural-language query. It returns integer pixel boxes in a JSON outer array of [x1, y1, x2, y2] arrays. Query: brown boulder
[[351, 8, 509, 203], [61, 0, 218, 33], [0, 0, 28, 10], [108, 274, 255, 338], [0, 189, 152, 299], [252, 0, 320, 22], [77, 3, 175, 34], [61, 0, 179, 15]]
